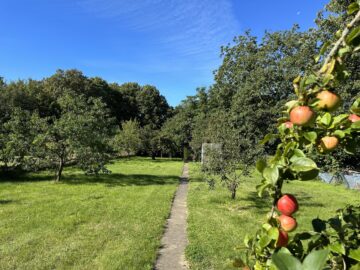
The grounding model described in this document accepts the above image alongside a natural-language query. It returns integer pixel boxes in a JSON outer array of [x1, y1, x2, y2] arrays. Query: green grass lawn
[[0, 157, 183, 270], [186, 163, 360, 270]]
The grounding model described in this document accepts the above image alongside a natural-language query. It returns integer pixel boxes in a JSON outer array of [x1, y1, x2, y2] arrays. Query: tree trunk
[[151, 152, 156, 160], [55, 158, 64, 182], [2, 161, 9, 172], [231, 188, 236, 200]]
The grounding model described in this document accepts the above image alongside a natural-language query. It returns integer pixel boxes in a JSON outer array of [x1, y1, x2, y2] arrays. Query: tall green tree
[[140, 125, 161, 160], [34, 92, 114, 181], [114, 120, 141, 157], [212, 27, 318, 153], [0, 108, 45, 172], [136, 85, 171, 129], [110, 82, 141, 122]]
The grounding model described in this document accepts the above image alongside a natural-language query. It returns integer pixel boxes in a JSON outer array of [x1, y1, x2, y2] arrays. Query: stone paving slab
[[155, 163, 189, 270]]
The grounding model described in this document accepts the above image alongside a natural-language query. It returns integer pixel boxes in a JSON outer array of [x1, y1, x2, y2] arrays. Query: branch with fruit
[[237, 3, 360, 270]]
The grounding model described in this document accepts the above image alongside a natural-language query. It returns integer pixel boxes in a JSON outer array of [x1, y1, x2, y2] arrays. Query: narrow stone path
[[155, 163, 189, 270]]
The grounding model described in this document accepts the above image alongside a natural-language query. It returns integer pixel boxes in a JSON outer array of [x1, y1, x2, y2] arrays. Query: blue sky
[[1, 0, 328, 106]]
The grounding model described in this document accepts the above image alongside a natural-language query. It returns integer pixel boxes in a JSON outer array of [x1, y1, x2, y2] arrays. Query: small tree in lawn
[[34, 91, 114, 181], [140, 125, 160, 160], [114, 119, 141, 157], [204, 111, 262, 199]]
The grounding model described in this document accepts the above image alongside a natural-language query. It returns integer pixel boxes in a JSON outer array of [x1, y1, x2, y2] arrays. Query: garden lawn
[[186, 163, 360, 270], [0, 157, 183, 270]]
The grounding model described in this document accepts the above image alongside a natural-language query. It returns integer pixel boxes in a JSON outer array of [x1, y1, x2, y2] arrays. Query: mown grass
[[0, 157, 183, 270], [186, 163, 360, 270]]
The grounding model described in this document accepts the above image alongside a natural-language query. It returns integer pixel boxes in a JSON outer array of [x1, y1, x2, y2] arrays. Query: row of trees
[[0, 70, 180, 180], [2, 1, 358, 184], [161, 0, 359, 198]]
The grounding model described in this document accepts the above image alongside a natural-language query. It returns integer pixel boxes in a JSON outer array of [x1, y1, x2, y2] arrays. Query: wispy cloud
[[77, 0, 240, 63]]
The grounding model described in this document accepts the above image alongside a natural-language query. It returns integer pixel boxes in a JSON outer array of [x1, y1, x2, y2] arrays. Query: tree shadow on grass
[[240, 192, 270, 214], [240, 192, 325, 213], [240, 191, 324, 214], [112, 157, 182, 164], [0, 199, 16, 204], [1, 172, 180, 187], [63, 173, 180, 186]]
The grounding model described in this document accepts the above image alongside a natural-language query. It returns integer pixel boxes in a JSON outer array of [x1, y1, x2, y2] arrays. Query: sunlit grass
[[0, 157, 183, 270], [186, 163, 360, 270]]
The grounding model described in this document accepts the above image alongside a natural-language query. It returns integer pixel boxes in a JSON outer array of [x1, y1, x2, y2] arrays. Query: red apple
[[277, 194, 298, 216], [290, 106, 315, 126], [316, 90, 341, 111], [349, 114, 360, 123], [276, 230, 289, 247], [278, 215, 297, 232], [320, 136, 339, 151], [284, 121, 294, 129]]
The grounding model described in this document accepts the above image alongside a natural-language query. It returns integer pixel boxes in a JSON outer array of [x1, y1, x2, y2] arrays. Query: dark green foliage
[[0, 108, 45, 172], [211, 27, 318, 154], [136, 85, 171, 129], [161, 87, 210, 160], [109, 82, 142, 122], [161, 0, 359, 172], [0, 69, 174, 167], [32, 92, 115, 181], [113, 120, 141, 157], [140, 125, 161, 160]]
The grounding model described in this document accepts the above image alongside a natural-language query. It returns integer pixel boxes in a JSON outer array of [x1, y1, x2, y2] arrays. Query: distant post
[[201, 143, 221, 166]]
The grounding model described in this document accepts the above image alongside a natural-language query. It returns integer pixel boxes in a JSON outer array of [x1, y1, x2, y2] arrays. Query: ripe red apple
[[278, 215, 297, 232], [276, 230, 289, 247], [316, 90, 341, 111], [284, 121, 294, 129], [290, 106, 315, 126], [277, 194, 298, 216], [349, 114, 360, 123], [320, 136, 339, 151]]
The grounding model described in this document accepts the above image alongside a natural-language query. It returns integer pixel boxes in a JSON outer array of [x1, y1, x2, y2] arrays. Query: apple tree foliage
[[113, 119, 141, 157], [235, 2, 360, 269], [200, 110, 244, 199], [33, 92, 114, 181], [0, 108, 46, 172]]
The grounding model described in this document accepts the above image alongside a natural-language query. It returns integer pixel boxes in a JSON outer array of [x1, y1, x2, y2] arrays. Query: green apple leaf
[[259, 235, 272, 249], [256, 159, 267, 173], [267, 227, 279, 240], [290, 157, 318, 172], [303, 131, 317, 143], [349, 249, 360, 261], [302, 249, 329, 270], [320, 113, 332, 126], [333, 130, 345, 138], [348, 2, 359, 14], [331, 114, 349, 127], [346, 26, 360, 44], [263, 166, 279, 185], [272, 253, 302, 270], [328, 243, 345, 255]]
